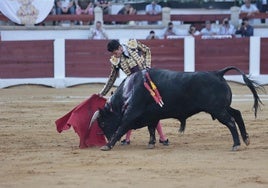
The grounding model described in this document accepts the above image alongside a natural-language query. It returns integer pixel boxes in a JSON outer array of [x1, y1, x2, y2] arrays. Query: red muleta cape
[[55, 94, 107, 148]]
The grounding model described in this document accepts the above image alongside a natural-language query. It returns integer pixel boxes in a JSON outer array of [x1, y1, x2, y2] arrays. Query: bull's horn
[[89, 110, 100, 129]]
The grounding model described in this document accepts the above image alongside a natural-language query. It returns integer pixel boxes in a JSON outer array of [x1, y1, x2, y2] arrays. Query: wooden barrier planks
[[0, 40, 54, 78], [0, 39, 261, 80], [65, 40, 111, 77], [142, 39, 184, 71], [260, 38, 268, 74], [195, 38, 250, 74], [65, 39, 184, 77]]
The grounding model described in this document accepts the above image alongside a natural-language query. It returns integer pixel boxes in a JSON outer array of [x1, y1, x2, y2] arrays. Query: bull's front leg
[[100, 125, 129, 151], [147, 125, 156, 149]]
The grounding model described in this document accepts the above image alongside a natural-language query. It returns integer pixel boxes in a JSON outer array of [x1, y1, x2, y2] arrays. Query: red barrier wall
[[65, 39, 184, 78], [0, 40, 54, 78], [65, 40, 111, 77], [260, 38, 268, 74], [1, 38, 266, 79], [142, 39, 184, 71], [195, 38, 250, 74]]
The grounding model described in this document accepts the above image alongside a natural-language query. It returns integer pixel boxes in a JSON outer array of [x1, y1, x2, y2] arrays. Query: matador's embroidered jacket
[[100, 39, 151, 96]]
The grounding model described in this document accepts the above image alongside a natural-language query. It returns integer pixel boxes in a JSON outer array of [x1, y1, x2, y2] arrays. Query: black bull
[[91, 67, 263, 151]]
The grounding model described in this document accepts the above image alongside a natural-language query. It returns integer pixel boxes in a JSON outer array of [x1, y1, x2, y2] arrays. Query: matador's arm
[[100, 65, 118, 96], [137, 40, 151, 68]]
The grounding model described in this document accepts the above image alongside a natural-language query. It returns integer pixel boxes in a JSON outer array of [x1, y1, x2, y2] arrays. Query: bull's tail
[[218, 66, 264, 118]]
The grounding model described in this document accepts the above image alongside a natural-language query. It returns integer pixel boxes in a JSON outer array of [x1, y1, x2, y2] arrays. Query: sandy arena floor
[[0, 83, 268, 188]]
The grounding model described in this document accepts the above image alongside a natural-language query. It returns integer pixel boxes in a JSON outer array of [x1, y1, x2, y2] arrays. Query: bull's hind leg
[[228, 107, 250, 146], [214, 110, 241, 151]]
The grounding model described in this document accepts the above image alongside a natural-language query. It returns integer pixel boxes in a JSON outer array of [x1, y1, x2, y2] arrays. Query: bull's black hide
[[93, 67, 263, 151]]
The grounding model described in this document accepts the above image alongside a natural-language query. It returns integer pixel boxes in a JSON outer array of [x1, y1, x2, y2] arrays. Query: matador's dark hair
[[107, 40, 120, 52]]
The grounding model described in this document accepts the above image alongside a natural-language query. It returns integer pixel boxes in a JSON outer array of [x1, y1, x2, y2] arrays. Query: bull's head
[[90, 107, 122, 141]]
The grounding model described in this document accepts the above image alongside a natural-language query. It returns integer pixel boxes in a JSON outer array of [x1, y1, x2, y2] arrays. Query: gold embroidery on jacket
[[100, 40, 151, 96], [110, 55, 120, 67]]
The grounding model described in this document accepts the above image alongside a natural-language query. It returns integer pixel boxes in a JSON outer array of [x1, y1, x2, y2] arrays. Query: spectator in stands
[[75, 0, 94, 15], [49, 2, 57, 25], [50, 1, 57, 15], [145, 0, 162, 24], [146, 30, 159, 39], [55, 0, 75, 25], [162, 22, 178, 39], [146, 0, 162, 16], [95, 0, 111, 15], [200, 20, 217, 36], [56, 0, 75, 15], [240, 0, 260, 25], [75, 0, 94, 25], [218, 18, 236, 36], [117, 3, 137, 24], [118, 3, 136, 15], [89, 21, 108, 39], [235, 17, 254, 37], [257, 0, 267, 23], [188, 24, 200, 36]]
